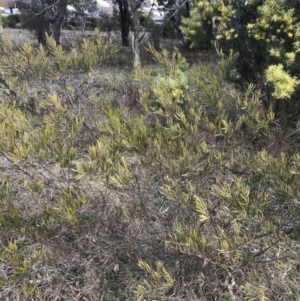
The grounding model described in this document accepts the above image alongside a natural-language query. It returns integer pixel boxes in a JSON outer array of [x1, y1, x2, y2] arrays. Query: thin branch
[[254, 256, 288, 264], [18, 0, 62, 17], [138, 4, 155, 43]]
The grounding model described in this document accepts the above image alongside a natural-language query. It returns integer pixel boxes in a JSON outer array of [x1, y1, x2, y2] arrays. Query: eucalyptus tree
[[115, 0, 130, 46], [115, 0, 143, 66]]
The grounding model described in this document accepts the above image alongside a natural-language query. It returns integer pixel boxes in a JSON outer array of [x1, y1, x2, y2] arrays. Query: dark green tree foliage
[[96, 13, 120, 36], [156, 0, 190, 38], [17, 0, 48, 43], [3, 14, 21, 28], [68, 0, 98, 31], [17, 0, 67, 44]]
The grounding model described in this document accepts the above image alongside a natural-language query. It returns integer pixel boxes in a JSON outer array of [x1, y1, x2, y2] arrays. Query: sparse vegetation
[[1, 3, 300, 299]]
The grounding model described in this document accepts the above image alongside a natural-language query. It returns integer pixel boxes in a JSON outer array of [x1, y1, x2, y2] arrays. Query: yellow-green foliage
[[0, 31, 119, 299], [135, 260, 174, 299], [181, 0, 300, 100], [0, 29, 300, 300], [266, 64, 299, 99], [76, 44, 300, 300], [0, 94, 82, 166], [0, 239, 44, 297], [0, 29, 118, 103]]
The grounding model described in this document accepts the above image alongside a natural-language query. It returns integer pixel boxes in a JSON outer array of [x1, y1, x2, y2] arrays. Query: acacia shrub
[[82, 45, 300, 300], [181, 0, 300, 115], [0, 30, 300, 301], [0, 31, 125, 300]]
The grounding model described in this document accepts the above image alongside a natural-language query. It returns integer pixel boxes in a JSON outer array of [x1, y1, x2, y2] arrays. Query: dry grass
[[2, 29, 99, 48], [1, 28, 217, 67]]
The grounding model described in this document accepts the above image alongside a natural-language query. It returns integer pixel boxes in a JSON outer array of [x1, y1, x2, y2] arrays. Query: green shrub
[[181, 0, 300, 116], [151, 20, 177, 40], [86, 17, 99, 29], [149, 20, 177, 49], [65, 24, 74, 30], [161, 20, 177, 39], [183, 22, 214, 49], [4, 14, 21, 28], [67, 17, 81, 29], [97, 15, 119, 34]]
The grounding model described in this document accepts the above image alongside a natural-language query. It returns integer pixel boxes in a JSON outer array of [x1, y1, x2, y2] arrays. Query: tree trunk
[[36, 18, 50, 45], [185, 0, 190, 17], [80, 14, 86, 31], [169, 15, 183, 39], [48, 20, 62, 44], [42, 0, 67, 45], [129, 0, 140, 67], [117, 0, 130, 46], [0, 10, 2, 34]]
